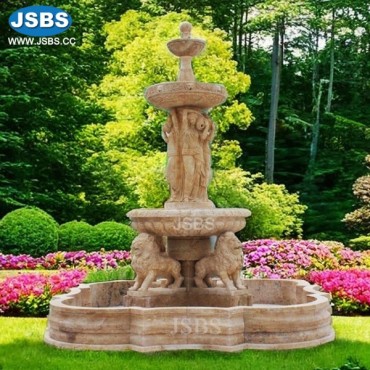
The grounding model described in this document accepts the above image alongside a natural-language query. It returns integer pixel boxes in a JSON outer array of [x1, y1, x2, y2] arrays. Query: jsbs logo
[[8, 5, 72, 37]]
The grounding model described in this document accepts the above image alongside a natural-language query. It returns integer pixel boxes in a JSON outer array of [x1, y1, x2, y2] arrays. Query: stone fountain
[[44, 22, 335, 352]]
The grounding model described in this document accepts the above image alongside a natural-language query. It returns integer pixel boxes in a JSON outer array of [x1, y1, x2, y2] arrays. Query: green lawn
[[0, 316, 369, 370]]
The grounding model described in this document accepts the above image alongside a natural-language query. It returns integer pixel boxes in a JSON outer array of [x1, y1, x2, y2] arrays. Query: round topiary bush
[[92, 221, 137, 251], [0, 207, 59, 256], [58, 221, 94, 252]]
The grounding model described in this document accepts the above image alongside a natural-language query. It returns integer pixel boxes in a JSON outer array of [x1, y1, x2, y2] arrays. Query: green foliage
[[0, 207, 58, 256], [58, 221, 94, 252], [209, 168, 307, 239], [0, 0, 110, 222], [84, 265, 135, 283], [92, 222, 137, 251], [244, 183, 306, 239], [349, 236, 370, 251], [300, 115, 370, 242]]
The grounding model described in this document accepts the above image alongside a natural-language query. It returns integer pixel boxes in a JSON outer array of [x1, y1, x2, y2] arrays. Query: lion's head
[[131, 233, 165, 266], [214, 232, 243, 267]]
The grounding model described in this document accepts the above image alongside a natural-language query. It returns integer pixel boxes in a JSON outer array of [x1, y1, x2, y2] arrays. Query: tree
[[0, 0, 110, 221], [344, 155, 370, 234]]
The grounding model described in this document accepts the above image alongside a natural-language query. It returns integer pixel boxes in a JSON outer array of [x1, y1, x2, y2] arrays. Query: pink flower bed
[[0, 250, 131, 270], [0, 269, 86, 316], [309, 269, 370, 314], [242, 239, 366, 279], [1, 239, 369, 316]]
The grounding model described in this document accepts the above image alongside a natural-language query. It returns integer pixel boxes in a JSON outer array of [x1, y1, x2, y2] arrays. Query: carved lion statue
[[129, 233, 184, 291], [194, 232, 245, 291]]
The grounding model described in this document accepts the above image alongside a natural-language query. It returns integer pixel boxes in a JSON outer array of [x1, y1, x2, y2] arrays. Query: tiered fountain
[[44, 22, 335, 352]]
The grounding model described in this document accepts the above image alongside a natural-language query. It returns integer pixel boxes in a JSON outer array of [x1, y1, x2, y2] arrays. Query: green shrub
[[209, 168, 307, 239], [0, 207, 58, 256], [84, 265, 135, 283], [58, 221, 94, 251], [92, 221, 137, 251], [349, 235, 370, 251]]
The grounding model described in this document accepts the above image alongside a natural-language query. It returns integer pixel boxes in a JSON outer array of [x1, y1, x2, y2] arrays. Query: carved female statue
[[162, 110, 182, 201], [181, 109, 214, 202], [162, 107, 215, 203]]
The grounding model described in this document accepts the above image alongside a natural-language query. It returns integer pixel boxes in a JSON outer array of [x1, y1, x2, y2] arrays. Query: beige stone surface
[[127, 208, 250, 237], [45, 279, 335, 352], [123, 286, 252, 307], [145, 81, 227, 110], [161, 108, 215, 203]]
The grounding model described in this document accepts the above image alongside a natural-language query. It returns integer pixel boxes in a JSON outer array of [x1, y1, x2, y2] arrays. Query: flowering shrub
[[309, 269, 370, 315], [0, 270, 86, 316], [0, 250, 131, 271], [242, 239, 367, 279]]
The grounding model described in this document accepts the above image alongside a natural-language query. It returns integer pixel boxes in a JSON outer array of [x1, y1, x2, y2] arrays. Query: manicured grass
[[0, 270, 57, 281], [0, 316, 369, 370]]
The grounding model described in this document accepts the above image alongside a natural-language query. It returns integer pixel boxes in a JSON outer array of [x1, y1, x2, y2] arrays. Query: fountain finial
[[180, 21, 192, 39]]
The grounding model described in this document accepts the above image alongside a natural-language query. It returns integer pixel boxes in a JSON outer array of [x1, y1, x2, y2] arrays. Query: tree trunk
[[311, 28, 319, 113], [265, 22, 282, 184], [306, 79, 328, 181], [325, 8, 335, 112], [232, 2, 238, 62]]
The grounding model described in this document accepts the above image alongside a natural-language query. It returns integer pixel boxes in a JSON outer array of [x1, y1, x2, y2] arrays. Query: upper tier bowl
[[167, 39, 205, 57], [144, 81, 227, 111]]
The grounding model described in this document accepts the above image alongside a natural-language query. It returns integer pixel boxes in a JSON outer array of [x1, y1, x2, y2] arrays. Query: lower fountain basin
[[127, 208, 251, 237], [44, 279, 335, 352], [144, 81, 227, 110]]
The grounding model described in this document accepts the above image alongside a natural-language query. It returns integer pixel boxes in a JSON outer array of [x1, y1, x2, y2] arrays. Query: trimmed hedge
[[91, 221, 137, 251], [0, 207, 58, 256], [58, 221, 94, 252]]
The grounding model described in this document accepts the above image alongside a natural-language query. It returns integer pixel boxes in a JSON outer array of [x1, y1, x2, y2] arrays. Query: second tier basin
[[127, 208, 251, 237], [144, 81, 227, 111]]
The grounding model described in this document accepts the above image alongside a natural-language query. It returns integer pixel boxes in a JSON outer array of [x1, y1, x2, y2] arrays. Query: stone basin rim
[[145, 81, 227, 92], [144, 81, 227, 110], [127, 207, 251, 218], [49, 279, 330, 311]]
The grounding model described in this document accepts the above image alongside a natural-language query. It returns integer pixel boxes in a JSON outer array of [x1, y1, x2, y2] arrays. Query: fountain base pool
[[44, 279, 334, 352]]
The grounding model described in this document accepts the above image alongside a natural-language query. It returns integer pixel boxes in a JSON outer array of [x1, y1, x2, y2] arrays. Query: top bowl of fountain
[[144, 22, 227, 111], [167, 22, 205, 57]]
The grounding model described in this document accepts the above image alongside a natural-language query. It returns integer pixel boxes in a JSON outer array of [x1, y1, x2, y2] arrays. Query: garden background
[[0, 0, 369, 369]]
